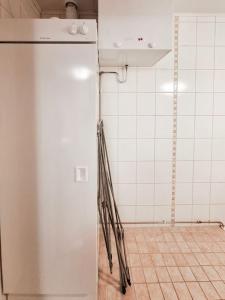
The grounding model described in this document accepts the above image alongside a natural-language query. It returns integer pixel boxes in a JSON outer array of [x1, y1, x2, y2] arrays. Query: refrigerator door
[[0, 43, 97, 298]]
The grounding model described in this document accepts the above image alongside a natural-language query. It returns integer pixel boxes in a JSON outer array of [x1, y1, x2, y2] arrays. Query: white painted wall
[[0, 0, 41, 18], [173, 0, 225, 13]]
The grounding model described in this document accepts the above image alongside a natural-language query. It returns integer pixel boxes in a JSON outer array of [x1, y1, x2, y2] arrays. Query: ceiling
[[36, 0, 97, 11]]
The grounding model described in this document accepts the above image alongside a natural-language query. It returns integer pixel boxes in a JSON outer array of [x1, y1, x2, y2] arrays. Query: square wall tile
[[179, 22, 197, 46], [177, 139, 194, 160], [197, 16, 215, 23], [211, 161, 225, 182], [137, 162, 154, 183], [137, 68, 155, 92], [210, 205, 225, 223], [195, 116, 212, 138], [156, 93, 173, 115], [155, 139, 172, 160], [178, 70, 196, 92], [118, 162, 136, 183], [211, 183, 225, 204], [101, 93, 118, 115], [177, 116, 195, 138], [194, 139, 212, 161], [193, 183, 211, 205], [137, 139, 154, 161], [118, 93, 136, 115], [215, 23, 225, 46], [176, 205, 192, 221], [196, 70, 214, 92], [197, 23, 215, 46], [214, 93, 225, 115], [117, 184, 136, 206], [155, 51, 173, 69], [118, 139, 136, 161], [118, 67, 136, 93], [103, 116, 118, 138], [154, 205, 171, 222], [196, 47, 214, 69], [195, 93, 213, 115], [213, 116, 225, 138], [176, 183, 193, 205], [176, 161, 193, 182], [215, 47, 225, 69], [155, 184, 172, 205], [137, 116, 155, 139], [193, 161, 211, 182], [136, 206, 154, 222], [155, 161, 172, 183], [106, 139, 118, 162], [193, 205, 210, 221], [215, 70, 225, 92], [110, 162, 118, 183], [180, 16, 197, 23], [118, 206, 136, 222], [119, 116, 136, 138], [178, 46, 196, 70], [212, 139, 225, 160], [101, 67, 118, 92], [155, 116, 173, 138], [137, 184, 154, 205], [137, 93, 155, 115], [156, 70, 174, 93], [177, 93, 195, 115]]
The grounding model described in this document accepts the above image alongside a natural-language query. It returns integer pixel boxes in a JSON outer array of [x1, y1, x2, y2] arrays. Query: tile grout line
[[209, 17, 217, 222], [171, 16, 180, 225], [191, 19, 198, 222]]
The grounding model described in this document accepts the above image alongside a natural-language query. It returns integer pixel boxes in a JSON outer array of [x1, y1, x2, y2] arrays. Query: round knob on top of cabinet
[[69, 23, 78, 35], [79, 23, 89, 35]]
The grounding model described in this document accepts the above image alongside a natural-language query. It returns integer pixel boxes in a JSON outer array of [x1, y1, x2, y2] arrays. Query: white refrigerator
[[0, 19, 98, 300]]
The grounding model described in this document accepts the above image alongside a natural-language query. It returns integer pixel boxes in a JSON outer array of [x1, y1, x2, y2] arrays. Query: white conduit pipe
[[65, 0, 78, 19]]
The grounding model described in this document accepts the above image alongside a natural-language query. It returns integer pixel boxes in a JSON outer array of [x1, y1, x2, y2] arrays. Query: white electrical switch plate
[[75, 166, 88, 182]]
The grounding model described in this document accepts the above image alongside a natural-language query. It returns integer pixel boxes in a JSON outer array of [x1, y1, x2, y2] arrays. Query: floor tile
[[167, 266, 184, 282], [174, 282, 192, 300], [203, 266, 221, 281], [143, 267, 158, 283], [155, 267, 171, 283], [186, 282, 207, 300], [129, 254, 142, 267], [160, 282, 178, 300], [212, 281, 225, 299], [179, 266, 196, 281], [131, 267, 146, 283], [199, 282, 220, 300], [134, 284, 150, 300], [191, 266, 209, 282], [147, 283, 164, 300]]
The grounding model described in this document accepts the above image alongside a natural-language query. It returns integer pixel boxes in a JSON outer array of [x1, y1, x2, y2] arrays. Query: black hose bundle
[[97, 120, 131, 294]]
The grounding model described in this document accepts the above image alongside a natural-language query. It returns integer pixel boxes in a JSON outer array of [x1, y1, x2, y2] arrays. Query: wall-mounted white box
[[98, 0, 172, 67]]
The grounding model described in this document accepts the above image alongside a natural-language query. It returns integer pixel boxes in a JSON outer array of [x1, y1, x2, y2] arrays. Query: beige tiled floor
[[98, 225, 225, 299]]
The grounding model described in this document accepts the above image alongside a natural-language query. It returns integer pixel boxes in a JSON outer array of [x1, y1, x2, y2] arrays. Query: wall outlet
[[75, 166, 88, 182]]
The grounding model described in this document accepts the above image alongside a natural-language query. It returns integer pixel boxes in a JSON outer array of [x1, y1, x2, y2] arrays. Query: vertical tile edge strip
[[171, 16, 180, 225]]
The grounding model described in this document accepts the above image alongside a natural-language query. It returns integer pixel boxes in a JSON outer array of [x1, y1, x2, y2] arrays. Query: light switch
[[75, 167, 88, 182]]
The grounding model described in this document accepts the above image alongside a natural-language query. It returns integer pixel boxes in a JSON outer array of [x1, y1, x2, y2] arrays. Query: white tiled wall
[[176, 15, 225, 223], [0, 0, 40, 18], [101, 15, 225, 224], [101, 62, 174, 223]]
